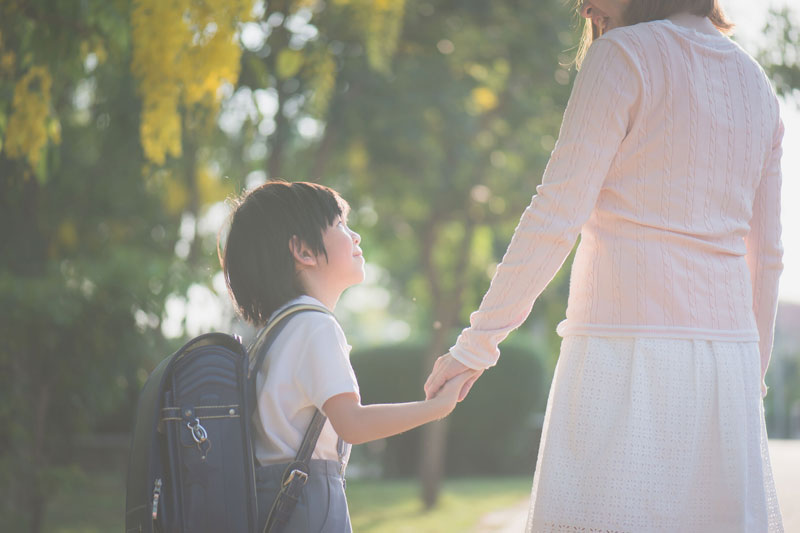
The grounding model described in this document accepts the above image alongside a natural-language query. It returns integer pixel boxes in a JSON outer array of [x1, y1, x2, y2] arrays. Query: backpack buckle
[[283, 468, 308, 487]]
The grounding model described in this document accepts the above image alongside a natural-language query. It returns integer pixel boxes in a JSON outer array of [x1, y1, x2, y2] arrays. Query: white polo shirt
[[251, 295, 360, 466]]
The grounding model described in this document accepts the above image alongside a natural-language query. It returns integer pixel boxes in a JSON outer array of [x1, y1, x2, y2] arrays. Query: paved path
[[476, 439, 800, 533], [474, 498, 529, 532], [770, 439, 800, 533]]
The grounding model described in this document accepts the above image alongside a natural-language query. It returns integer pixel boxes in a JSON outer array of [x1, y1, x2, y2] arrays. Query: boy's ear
[[289, 235, 317, 267]]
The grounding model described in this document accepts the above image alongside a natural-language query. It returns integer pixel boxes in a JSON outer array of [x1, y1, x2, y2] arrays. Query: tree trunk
[[266, 16, 291, 181], [418, 217, 476, 509], [268, 81, 288, 180], [28, 380, 50, 533], [419, 320, 455, 508], [183, 125, 201, 264]]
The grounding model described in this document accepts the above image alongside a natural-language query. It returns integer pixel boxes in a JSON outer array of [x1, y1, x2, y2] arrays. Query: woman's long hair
[[573, 0, 734, 68]]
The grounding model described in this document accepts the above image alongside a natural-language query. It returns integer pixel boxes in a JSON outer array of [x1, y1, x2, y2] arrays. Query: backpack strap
[[263, 411, 327, 533], [246, 303, 333, 533], [246, 302, 331, 415]]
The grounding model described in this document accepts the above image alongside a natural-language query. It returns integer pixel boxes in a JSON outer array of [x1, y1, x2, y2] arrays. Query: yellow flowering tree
[[131, 0, 252, 165], [3, 66, 59, 173], [0, 2, 196, 531], [0, 28, 60, 181]]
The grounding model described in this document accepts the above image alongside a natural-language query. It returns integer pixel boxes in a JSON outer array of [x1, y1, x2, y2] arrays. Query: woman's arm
[[449, 36, 642, 370], [745, 114, 784, 396], [322, 371, 475, 445]]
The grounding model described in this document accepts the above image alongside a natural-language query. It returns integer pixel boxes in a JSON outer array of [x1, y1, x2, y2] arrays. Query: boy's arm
[[323, 372, 475, 445]]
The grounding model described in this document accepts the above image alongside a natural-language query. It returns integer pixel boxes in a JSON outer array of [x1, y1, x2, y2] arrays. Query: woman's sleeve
[[449, 37, 642, 370], [744, 113, 784, 397]]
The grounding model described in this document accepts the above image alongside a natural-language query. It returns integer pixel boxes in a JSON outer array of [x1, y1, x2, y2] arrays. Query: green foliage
[[316, 0, 579, 340], [0, 3, 185, 531], [351, 339, 550, 477], [760, 8, 800, 103], [43, 467, 124, 533]]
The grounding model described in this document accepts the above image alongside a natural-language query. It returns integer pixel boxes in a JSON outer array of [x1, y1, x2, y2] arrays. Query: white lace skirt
[[526, 336, 783, 533]]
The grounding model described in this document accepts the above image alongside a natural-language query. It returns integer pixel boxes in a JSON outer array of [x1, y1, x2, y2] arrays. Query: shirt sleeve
[[744, 112, 784, 397], [450, 36, 642, 370], [294, 314, 361, 409]]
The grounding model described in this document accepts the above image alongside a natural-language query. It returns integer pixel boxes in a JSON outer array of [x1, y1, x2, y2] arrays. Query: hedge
[[350, 340, 550, 477]]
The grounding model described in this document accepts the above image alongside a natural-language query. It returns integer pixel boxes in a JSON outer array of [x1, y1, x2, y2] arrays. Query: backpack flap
[[159, 334, 256, 533]]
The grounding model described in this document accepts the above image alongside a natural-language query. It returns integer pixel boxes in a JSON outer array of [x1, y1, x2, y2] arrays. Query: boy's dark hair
[[220, 180, 349, 326]]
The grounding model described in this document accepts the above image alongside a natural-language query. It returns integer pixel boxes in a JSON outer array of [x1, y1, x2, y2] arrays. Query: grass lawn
[[44, 466, 127, 533], [347, 477, 531, 532], [43, 466, 531, 532]]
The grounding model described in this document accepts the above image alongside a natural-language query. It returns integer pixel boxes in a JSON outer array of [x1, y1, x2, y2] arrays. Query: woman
[[424, 0, 784, 531]]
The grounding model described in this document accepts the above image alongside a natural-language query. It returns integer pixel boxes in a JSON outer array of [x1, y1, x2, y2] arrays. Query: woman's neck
[[667, 12, 719, 36]]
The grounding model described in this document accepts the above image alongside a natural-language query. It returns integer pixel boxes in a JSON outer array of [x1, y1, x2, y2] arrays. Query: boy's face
[[318, 215, 365, 290]]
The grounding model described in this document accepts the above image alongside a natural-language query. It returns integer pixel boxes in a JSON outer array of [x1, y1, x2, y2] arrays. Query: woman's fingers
[[423, 361, 442, 399], [424, 354, 473, 399], [424, 355, 444, 399]]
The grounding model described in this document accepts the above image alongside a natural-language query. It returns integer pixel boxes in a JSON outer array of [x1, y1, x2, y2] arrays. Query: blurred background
[[0, 0, 798, 531]]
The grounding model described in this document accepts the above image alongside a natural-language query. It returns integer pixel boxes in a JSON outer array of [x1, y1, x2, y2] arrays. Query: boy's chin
[[345, 269, 366, 288]]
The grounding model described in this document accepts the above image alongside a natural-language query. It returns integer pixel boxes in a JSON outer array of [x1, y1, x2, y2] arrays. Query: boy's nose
[[350, 229, 361, 245], [580, 1, 593, 18]]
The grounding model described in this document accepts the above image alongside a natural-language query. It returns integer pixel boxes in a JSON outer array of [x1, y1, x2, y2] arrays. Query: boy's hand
[[430, 371, 480, 417], [424, 353, 483, 401]]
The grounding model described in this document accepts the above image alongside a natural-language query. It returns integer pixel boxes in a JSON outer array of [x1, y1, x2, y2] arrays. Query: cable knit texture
[[450, 20, 784, 390]]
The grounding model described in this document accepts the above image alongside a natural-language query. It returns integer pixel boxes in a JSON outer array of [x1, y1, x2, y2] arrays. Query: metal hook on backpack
[[187, 418, 208, 444], [187, 418, 212, 459]]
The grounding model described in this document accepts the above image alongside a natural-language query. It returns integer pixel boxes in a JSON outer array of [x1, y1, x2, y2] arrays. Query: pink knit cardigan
[[450, 20, 784, 389]]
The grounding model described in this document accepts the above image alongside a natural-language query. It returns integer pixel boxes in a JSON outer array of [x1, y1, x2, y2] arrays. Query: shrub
[[350, 340, 549, 477]]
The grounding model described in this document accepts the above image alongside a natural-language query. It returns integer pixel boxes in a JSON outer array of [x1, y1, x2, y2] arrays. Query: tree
[[220, 0, 579, 508], [0, 0, 248, 529], [760, 7, 800, 103], [0, 0, 410, 528], [229, 0, 407, 181], [319, 0, 579, 507]]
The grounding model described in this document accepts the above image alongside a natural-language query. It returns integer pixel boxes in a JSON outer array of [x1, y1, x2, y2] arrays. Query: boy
[[221, 180, 474, 531]]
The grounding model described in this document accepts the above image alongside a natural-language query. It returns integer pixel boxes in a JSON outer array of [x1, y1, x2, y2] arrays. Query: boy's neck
[[299, 276, 341, 312]]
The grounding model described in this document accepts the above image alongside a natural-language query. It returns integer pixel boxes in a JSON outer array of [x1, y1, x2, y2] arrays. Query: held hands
[[428, 370, 480, 418], [424, 353, 484, 403]]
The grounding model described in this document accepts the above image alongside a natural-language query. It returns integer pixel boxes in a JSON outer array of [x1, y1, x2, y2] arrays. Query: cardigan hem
[[556, 320, 760, 342]]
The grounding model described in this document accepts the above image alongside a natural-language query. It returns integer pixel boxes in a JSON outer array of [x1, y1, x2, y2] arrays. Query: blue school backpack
[[125, 303, 330, 533]]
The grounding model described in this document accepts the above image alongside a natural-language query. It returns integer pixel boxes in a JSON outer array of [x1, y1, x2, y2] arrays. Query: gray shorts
[[256, 460, 352, 533]]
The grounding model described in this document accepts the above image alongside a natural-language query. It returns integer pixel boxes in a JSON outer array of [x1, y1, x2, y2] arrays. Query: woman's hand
[[428, 370, 480, 418], [424, 353, 484, 402]]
